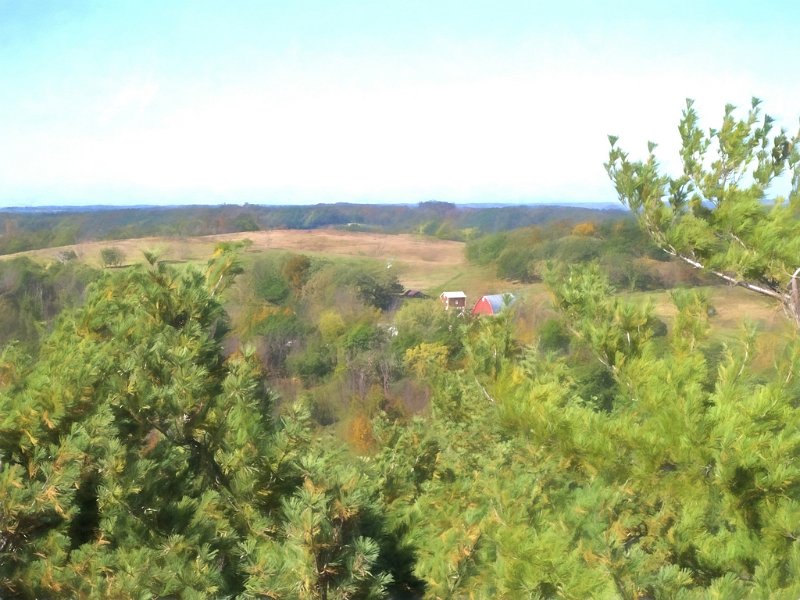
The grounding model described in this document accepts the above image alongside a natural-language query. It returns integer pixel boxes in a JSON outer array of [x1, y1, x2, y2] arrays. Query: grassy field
[[1, 229, 513, 299], [627, 284, 787, 333]]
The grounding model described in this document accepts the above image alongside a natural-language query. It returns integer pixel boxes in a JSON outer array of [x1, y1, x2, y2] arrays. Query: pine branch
[[665, 246, 787, 301], [473, 376, 496, 404]]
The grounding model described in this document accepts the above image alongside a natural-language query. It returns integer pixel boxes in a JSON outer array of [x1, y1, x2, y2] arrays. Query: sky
[[1, 0, 798, 207]]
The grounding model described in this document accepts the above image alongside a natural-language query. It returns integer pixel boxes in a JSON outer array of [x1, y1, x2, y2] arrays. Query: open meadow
[[1, 229, 509, 299]]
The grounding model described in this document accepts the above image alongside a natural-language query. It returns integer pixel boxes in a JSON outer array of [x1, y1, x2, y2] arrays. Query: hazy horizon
[[0, 199, 626, 211], [2, 1, 798, 207]]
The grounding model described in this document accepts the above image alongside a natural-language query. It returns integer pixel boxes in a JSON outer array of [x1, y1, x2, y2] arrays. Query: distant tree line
[[0, 203, 623, 255]]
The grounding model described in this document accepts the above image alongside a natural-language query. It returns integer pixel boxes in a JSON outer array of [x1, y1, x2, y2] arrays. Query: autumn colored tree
[[282, 253, 313, 293], [571, 221, 597, 236]]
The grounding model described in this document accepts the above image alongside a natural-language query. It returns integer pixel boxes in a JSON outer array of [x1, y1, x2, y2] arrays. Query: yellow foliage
[[318, 310, 346, 343], [404, 342, 448, 378], [345, 413, 377, 455], [239, 303, 284, 336], [572, 221, 598, 237]]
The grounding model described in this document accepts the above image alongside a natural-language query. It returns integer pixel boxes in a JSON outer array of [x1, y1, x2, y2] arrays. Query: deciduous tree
[[99, 246, 124, 267]]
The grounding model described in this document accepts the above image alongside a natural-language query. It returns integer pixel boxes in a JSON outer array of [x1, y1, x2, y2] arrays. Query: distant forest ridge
[[1, 201, 624, 213], [0, 201, 625, 255]]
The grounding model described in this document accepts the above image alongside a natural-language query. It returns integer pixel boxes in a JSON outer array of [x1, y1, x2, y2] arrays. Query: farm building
[[440, 291, 467, 311], [471, 293, 516, 316]]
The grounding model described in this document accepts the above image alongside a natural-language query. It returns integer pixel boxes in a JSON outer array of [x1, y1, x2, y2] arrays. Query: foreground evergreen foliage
[[0, 248, 392, 598], [3, 250, 800, 598], [378, 268, 800, 597]]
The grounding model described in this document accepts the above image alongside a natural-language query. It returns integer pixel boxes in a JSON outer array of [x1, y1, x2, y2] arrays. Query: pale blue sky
[[1, 0, 798, 206]]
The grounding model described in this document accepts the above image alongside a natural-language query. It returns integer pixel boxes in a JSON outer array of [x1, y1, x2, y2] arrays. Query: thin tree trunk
[[665, 247, 800, 328], [790, 268, 800, 327]]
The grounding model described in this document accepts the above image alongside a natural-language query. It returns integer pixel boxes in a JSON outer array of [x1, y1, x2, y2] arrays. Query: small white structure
[[440, 291, 467, 311]]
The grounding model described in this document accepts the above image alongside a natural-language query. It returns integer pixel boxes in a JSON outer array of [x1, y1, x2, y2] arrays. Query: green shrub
[[100, 246, 124, 267], [252, 257, 291, 304], [538, 318, 571, 354]]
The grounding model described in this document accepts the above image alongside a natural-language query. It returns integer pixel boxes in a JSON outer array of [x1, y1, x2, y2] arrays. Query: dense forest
[[0, 202, 621, 255], [2, 101, 800, 598]]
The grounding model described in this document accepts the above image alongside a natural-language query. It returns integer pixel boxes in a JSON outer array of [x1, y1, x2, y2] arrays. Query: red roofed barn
[[471, 293, 516, 316]]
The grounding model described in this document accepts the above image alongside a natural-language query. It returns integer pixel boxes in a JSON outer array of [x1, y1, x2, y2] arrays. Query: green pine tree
[[0, 248, 322, 597]]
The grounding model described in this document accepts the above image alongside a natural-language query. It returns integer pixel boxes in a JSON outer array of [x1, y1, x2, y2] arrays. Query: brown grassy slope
[[0, 229, 509, 297]]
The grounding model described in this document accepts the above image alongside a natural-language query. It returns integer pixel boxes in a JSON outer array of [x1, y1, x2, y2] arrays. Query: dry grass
[[631, 285, 786, 331], [1, 236, 210, 268], [1, 230, 479, 294], [624, 284, 795, 359]]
